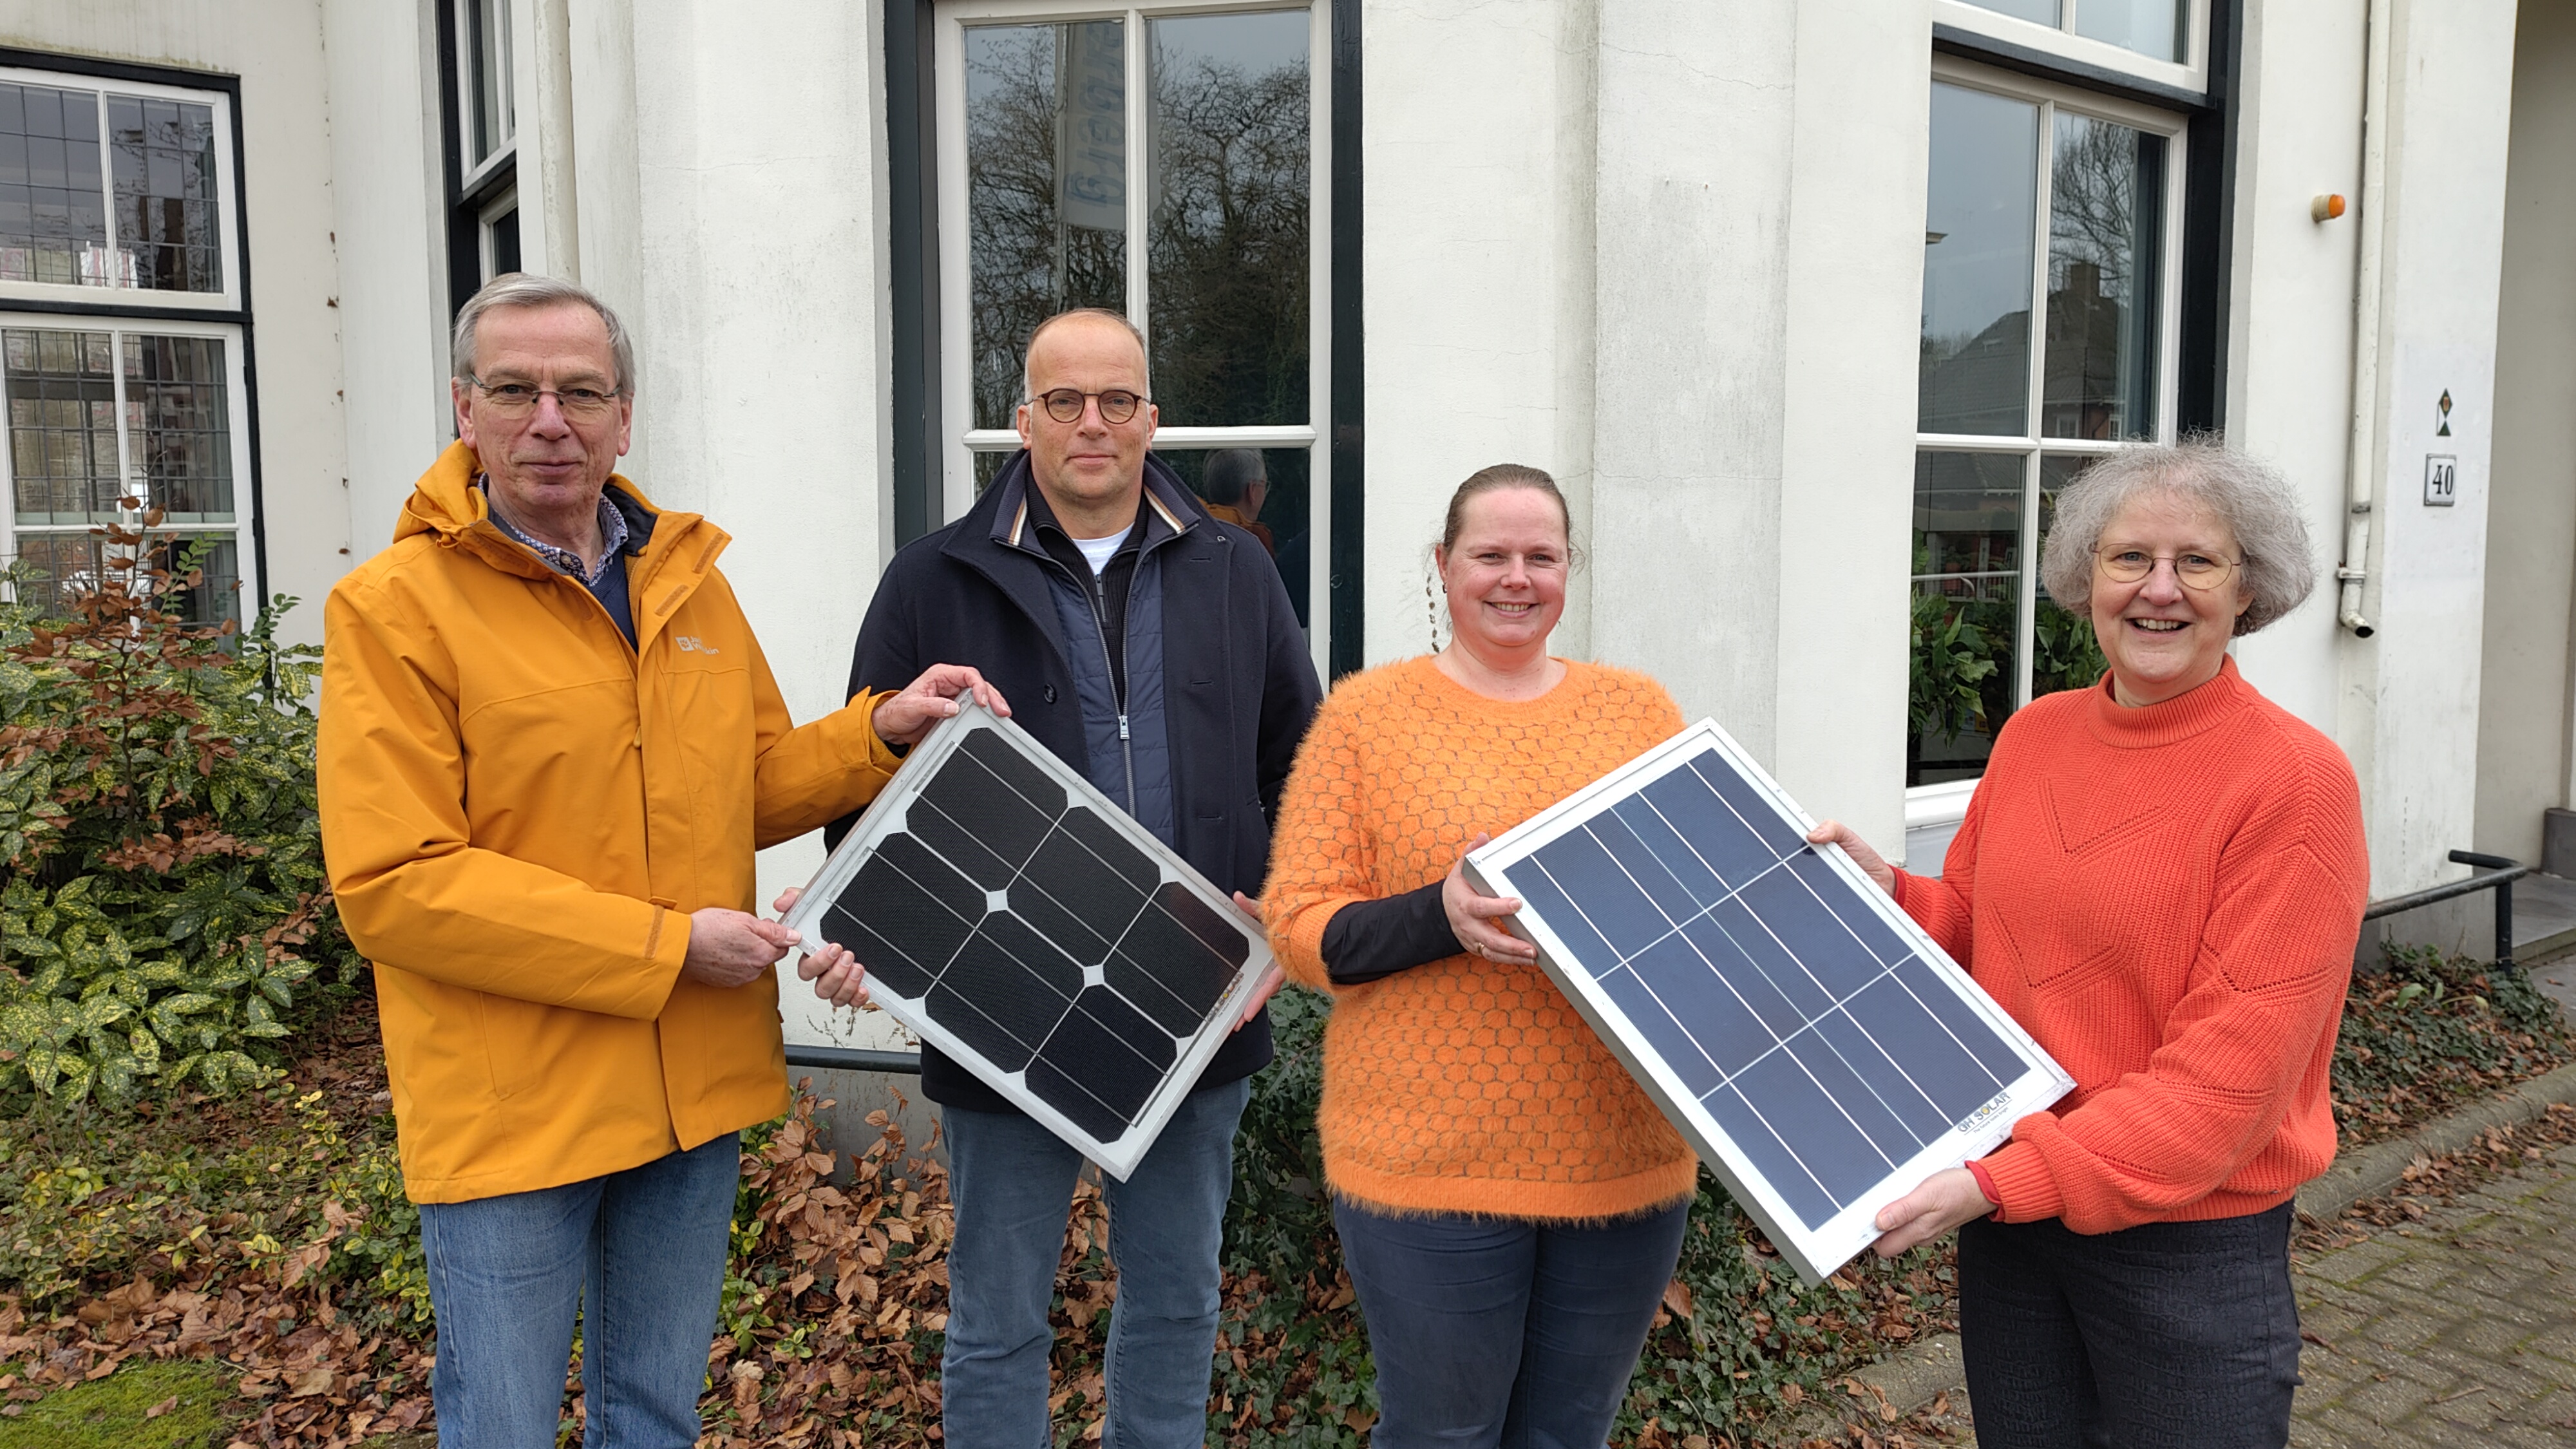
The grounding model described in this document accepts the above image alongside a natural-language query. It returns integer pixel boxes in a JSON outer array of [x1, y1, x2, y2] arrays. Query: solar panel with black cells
[[780, 700, 1268, 1178], [1465, 720, 2074, 1283]]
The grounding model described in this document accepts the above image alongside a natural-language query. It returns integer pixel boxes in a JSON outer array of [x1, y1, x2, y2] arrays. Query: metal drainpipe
[[2338, 0, 2396, 638]]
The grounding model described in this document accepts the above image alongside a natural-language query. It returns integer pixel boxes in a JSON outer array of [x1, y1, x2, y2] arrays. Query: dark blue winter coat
[[831, 450, 1323, 1114]]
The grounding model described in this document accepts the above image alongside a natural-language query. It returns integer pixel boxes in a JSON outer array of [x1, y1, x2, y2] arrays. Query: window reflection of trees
[[2043, 116, 2159, 441], [966, 25, 1127, 431], [1146, 38, 1308, 429]]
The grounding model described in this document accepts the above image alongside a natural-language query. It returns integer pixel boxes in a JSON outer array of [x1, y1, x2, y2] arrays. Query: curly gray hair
[[2038, 440, 2316, 636], [451, 272, 636, 395]]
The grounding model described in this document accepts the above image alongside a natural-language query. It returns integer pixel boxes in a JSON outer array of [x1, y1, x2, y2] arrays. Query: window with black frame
[[439, 0, 520, 310], [0, 62, 252, 629], [1909, 62, 2183, 790], [936, 1, 1336, 677]]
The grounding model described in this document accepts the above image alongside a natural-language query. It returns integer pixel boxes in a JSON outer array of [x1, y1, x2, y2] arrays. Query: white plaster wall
[[2475, 0, 2576, 865], [616, 0, 900, 1048], [0, 2, 351, 645], [1359, 0, 1601, 665], [2222, 0, 2367, 737], [2339, 0, 2521, 900], [321, 0, 452, 564], [1586, 0, 1797, 760], [1772, 0, 1931, 862]]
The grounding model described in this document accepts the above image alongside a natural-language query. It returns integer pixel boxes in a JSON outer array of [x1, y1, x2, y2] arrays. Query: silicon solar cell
[[1466, 720, 2074, 1283], [780, 700, 1269, 1178]]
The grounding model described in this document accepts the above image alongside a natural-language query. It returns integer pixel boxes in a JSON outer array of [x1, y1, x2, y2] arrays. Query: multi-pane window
[[0, 72, 234, 302], [0, 62, 250, 629], [1908, 64, 2183, 788], [1954, 0, 2193, 62], [940, 1, 1331, 674], [442, 0, 520, 304], [3, 324, 247, 626]]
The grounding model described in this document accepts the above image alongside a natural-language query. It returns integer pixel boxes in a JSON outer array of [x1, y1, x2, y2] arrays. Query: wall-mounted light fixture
[[2311, 193, 2349, 222]]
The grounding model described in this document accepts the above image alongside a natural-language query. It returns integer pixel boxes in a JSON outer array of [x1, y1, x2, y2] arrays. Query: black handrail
[[784, 1044, 924, 1075], [2362, 849, 2530, 974]]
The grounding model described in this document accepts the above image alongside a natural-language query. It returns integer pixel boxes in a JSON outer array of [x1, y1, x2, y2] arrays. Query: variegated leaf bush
[[0, 509, 357, 1109]]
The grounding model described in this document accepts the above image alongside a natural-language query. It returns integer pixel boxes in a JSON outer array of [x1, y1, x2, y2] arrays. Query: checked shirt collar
[[478, 476, 629, 587]]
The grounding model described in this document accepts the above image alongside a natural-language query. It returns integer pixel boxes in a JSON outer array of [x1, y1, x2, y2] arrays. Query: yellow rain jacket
[[319, 442, 900, 1204]]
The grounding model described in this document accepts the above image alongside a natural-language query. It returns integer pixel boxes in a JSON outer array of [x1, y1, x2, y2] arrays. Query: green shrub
[[0, 1074, 419, 1327], [0, 515, 357, 1108], [2333, 943, 2575, 1144]]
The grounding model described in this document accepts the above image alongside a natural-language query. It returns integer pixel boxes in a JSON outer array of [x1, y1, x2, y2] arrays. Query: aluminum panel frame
[[781, 697, 1273, 1179], [1464, 718, 2074, 1284]]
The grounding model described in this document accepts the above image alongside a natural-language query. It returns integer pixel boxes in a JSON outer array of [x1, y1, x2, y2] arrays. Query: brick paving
[[2290, 1141, 2576, 1446]]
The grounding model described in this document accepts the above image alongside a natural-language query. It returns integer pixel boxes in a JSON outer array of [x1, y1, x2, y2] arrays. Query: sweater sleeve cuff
[[1321, 883, 1455, 984], [1890, 869, 1911, 909], [1964, 1157, 2003, 1217], [1977, 1135, 2065, 1224]]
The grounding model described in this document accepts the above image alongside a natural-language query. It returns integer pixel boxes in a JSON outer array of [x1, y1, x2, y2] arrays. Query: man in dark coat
[[813, 308, 1321, 1448]]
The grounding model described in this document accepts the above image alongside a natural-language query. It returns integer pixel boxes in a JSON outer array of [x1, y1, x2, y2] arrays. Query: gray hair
[[451, 272, 636, 394], [1020, 308, 1152, 402], [1201, 448, 1265, 505], [2038, 439, 2316, 636]]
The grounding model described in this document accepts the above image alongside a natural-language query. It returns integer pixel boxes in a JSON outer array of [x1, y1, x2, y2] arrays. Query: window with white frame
[[1935, 0, 2209, 88], [1908, 60, 2185, 790], [936, 0, 1333, 676], [0, 64, 252, 627], [442, 0, 520, 301]]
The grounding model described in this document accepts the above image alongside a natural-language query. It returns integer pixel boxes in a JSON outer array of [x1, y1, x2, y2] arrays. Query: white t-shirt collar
[[1070, 526, 1132, 575]]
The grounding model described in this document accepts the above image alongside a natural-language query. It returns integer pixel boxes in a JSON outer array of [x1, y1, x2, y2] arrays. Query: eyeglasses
[[2092, 545, 2245, 591], [1031, 388, 1148, 426], [467, 376, 626, 421]]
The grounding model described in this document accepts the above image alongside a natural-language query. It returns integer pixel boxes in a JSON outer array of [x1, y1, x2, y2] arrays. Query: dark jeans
[[1332, 1195, 1691, 1449], [1959, 1203, 2302, 1449]]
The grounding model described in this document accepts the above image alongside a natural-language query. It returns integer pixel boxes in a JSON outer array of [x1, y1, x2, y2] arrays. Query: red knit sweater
[[1895, 659, 2368, 1233]]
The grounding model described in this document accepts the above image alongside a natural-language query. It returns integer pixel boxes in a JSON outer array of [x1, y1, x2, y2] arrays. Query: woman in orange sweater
[[1812, 442, 2367, 1449], [1265, 465, 1699, 1448]]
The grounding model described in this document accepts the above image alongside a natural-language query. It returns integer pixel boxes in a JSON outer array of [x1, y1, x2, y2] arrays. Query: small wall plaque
[[2423, 454, 2457, 507]]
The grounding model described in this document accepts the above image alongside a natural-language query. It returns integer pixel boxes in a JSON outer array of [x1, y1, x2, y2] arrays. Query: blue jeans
[[1959, 1203, 2302, 1449], [417, 1132, 740, 1449], [940, 1077, 1250, 1449], [1331, 1195, 1691, 1449]]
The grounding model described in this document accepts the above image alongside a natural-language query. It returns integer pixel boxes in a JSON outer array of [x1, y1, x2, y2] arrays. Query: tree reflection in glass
[[965, 21, 1128, 431], [1146, 12, 1309, 428], [2043, 113, 2163, 440]]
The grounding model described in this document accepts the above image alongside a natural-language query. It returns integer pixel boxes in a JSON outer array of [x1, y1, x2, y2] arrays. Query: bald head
[[1021, 308, 1151, 402], [1014, 308, 1160, 539]]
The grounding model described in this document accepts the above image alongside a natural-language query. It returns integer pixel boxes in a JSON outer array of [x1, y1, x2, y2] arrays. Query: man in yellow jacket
[[319, 274, 998, 1449]]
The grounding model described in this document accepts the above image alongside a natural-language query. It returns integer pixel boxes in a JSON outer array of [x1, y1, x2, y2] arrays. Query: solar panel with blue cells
[[1471, 726, 2071, 1281]]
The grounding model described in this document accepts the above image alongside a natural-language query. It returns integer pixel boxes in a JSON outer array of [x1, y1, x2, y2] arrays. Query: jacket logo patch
[[674, 636, 720, 654]]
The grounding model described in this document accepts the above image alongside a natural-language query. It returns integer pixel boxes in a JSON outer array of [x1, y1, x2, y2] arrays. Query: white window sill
[[1902, 778, 1980, 878]]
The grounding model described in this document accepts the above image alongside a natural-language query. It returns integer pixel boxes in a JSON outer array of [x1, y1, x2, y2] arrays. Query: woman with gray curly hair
[[1810, 440, 2369, 1448]]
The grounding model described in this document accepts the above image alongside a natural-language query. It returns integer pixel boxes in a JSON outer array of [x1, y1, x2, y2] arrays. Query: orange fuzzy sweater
[[1898, 659, 2369, 1234], [1266, 656, 1700, 1220]]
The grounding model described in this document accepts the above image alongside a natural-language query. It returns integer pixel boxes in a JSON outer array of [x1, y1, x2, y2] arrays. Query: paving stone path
[[2291, 1141, 2576, 1446]]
